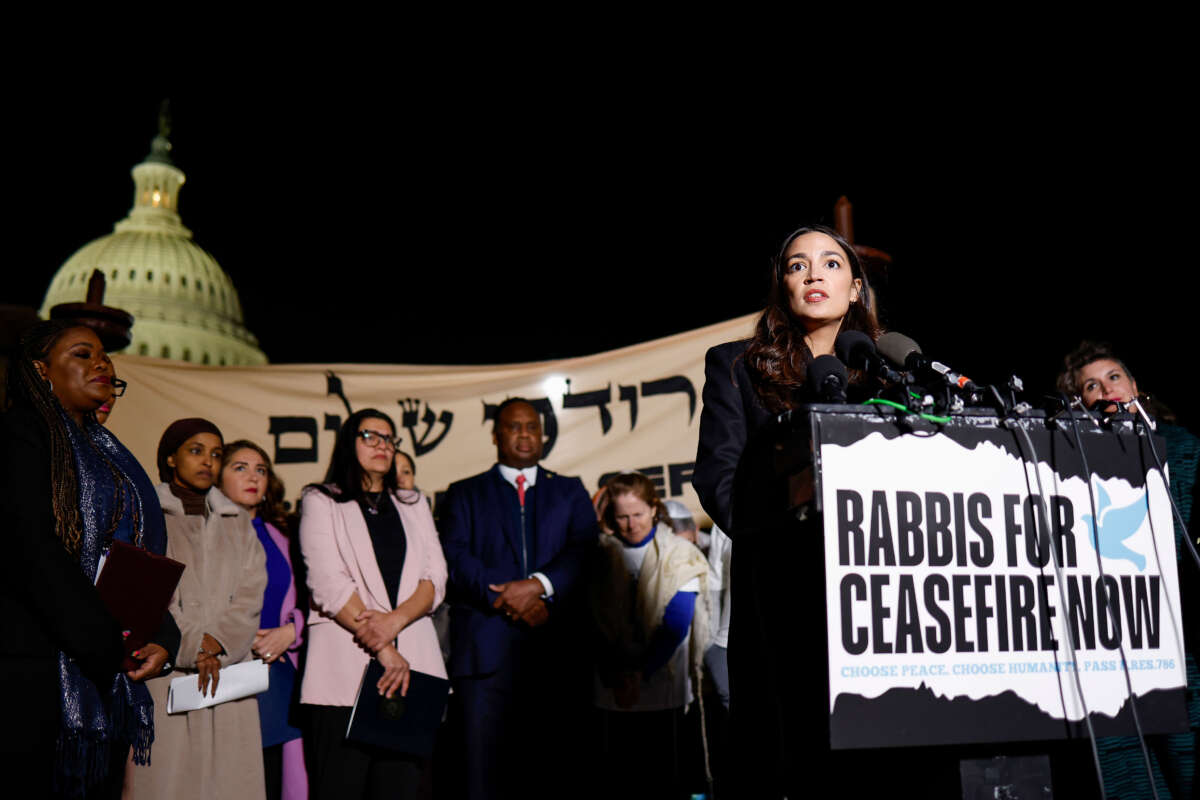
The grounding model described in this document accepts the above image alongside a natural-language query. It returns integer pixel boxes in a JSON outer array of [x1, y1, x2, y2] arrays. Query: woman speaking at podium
[[694, 224, 880, 797]]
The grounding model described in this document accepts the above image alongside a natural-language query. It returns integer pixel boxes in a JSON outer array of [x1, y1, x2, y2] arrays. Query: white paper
[[345, 662, 372, 736], [93, 549, 108, 584], [167, 659, 270, 714]]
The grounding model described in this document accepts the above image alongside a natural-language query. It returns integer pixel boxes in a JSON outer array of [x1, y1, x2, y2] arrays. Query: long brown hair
[[742, 224, 882, 413], [600, 472, 673, 533], [1057, 340, 1176, 422], [220, 439, 289, 529], [7, 321, 88, 555]]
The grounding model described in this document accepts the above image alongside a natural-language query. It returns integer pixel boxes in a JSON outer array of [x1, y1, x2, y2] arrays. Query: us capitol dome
[[39, 116, 267, 366]]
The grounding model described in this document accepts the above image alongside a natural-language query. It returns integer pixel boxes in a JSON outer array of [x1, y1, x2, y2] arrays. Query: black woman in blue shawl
[[0, 321, 180, 798], [1059, 340, 1200, 799]]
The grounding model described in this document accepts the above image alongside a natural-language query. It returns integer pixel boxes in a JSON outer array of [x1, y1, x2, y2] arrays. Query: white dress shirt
[[497, 463, 554, 597]]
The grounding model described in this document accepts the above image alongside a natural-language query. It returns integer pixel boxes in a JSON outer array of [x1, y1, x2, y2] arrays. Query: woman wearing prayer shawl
[[129, 418, 267, 800], [0, 321, 179, 797], [590, 471, 710, 800]]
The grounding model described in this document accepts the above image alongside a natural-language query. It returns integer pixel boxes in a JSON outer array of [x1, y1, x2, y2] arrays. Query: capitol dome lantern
[[40, 109, 267, 366]]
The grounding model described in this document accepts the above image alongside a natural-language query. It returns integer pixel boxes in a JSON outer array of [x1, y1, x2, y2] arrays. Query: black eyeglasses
[[111, 378, 128, 397], [357, 429, 400, 450]]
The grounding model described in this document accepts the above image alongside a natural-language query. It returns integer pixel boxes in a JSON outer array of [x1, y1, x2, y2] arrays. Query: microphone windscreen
[[834, 331, 876, 370], [809, 354, 848, 387], [876, 332, 922, 368], [808, 354, 848, 402]]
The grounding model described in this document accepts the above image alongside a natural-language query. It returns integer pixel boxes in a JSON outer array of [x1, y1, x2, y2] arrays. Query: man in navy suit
[[440, 397, 598, 800]]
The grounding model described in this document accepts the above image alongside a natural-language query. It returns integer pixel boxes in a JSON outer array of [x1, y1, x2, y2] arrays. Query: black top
[[359, 492, 407, 606]]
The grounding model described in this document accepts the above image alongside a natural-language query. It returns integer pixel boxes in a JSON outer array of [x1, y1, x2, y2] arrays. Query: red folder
[[94, 540, 186, 671]]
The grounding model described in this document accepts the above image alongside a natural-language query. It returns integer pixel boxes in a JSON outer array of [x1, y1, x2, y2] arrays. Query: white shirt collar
[[498, 463, 538, 490]]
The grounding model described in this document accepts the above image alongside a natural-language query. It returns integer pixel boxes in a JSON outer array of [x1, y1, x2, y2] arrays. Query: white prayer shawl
[[593, 525, 711, 709]]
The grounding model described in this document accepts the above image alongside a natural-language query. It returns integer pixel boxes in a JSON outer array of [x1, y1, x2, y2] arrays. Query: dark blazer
[[0, 404, 130, 754], [694, 339, 813, 796], [439, 463, 598, 678], [0, 404, 182, 757], [693, 339, 773, 535]]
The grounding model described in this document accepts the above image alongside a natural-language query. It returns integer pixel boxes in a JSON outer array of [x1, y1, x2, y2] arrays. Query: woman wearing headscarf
[[0, 321, 178, 797], [129, 418, 267, 800]]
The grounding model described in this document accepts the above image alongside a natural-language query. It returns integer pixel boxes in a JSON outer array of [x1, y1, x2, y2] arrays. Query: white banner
[[821, 427, 1186, 746], [109, 314, 757, 519]]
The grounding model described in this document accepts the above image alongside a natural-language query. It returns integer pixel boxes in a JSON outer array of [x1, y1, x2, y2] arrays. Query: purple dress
[[251, 518, 308, 800]]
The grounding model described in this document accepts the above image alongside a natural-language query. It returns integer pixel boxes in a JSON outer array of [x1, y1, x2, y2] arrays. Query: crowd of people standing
[[0, 320, 721, 799], [3, 223, 1197, 799]]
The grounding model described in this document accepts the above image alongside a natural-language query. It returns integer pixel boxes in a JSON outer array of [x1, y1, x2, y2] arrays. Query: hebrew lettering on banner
[[559, 375, 698, 435], [399, 398, 453, 456], [268, 416, 318, 464], [107, 312, 759, 529]]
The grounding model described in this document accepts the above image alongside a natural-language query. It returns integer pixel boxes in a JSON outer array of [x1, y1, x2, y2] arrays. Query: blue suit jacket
[[439, 464, 598, 678]]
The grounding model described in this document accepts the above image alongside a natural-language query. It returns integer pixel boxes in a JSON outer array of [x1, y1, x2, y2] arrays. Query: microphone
[[876, 332, 979, 394], [834, 331, 904, 384], [806, 354, 848, 403]]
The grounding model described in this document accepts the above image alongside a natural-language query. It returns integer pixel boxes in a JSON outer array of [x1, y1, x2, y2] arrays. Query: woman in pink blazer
[[299, 409, 448, 800]]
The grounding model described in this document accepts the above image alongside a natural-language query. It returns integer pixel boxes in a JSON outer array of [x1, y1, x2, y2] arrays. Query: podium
[[776, 404, 1189, 751]]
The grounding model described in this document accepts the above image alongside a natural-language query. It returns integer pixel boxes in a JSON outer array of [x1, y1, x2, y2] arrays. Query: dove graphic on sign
[[1081, 483, 1149, 571]]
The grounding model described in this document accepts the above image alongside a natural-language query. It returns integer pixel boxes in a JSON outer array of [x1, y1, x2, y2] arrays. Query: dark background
[[8, 72, 1195, 425]]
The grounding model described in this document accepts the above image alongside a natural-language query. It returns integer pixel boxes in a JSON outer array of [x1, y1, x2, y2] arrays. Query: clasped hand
[[489, 578, 549, 627], [376, 645, 411, 699], [252, 623, 295, 664], [353, 609, 406, 654]]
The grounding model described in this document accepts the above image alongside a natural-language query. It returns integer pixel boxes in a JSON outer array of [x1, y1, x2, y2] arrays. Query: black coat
[[0, 403, 179, 761], [693, 341, 1101, 799], [695, 340, 812, 797]]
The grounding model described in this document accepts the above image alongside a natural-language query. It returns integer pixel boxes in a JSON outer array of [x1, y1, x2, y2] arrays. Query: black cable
[[1130, 399, 1200, 574], [1124, 401, 1192, 680], [1005, 419, 1110, 799], [1061, 398, 1160, 800]]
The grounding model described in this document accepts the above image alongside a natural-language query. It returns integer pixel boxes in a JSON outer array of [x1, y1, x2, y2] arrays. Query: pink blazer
[[262, 520, 306, 669], [298, 487, 448, 706]]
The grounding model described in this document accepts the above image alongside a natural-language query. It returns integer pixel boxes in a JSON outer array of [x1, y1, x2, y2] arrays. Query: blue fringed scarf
[[55, 410, 167, 798]]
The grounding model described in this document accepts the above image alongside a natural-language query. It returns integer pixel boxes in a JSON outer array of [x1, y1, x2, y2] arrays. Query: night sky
[[9, 72, 1196, 425]]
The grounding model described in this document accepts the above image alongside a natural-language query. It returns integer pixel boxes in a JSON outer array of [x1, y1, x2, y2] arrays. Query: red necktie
[[516, 474, 527, 507]]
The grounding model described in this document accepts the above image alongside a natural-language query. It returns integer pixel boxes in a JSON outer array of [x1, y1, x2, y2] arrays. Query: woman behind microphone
[[1059, 341, 1200, 799], [299, 409, 447, 799], [693, 224, 880, 797]]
